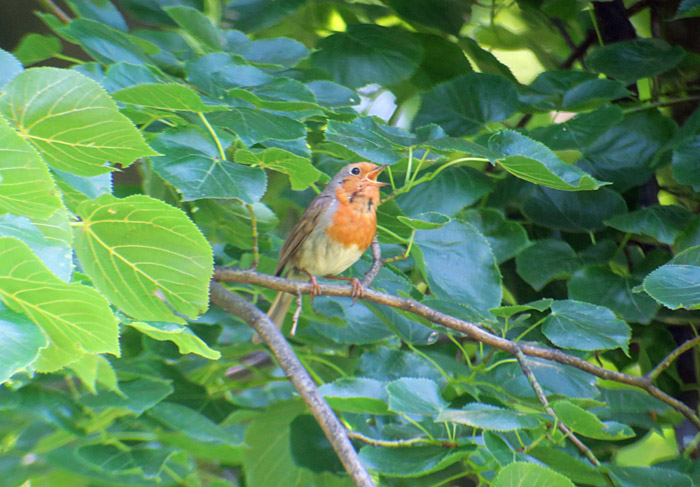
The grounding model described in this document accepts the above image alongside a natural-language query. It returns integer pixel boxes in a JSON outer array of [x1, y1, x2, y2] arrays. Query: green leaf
[[580, 111, 676, 191], [151, 402, 240, 444], [325, 117, 402, 166], [516, 239, 582, 290], [397, 212, 451, 230], [522, 187, 627, 232], [494, 462, 575, 487], [605, 205, 693, 245], [150, 126, 267, 202], [0, 48, 23, 90], [411, 33, 473, 89], [489, 299, 553, 318], [675, 0, 700, 18], [0, 214, 73, 281], [483, 431, 518, 465], [644, 264, 700, 310], [208, 108, 305, 147], [552, 400, 634, 440], [586, 39, 685, 84], [81, 376, 173, 414], [234, 37, 309, 67], [186, 53, 271, 97], [489, 131, 607, 190], [0, 302, 47, 383], [421, 136, 500, 161], [74, 194, 213, 323], [0, 237, 119, 372], [414, 220, 501, 317], [459, 208, 530, 263], [386, 378, 447, 415], [126, 321, 220, 360], [672, 136, 700, 189], [290, 415, 343, 473], [12, 34, 61, 66], [67, 0, 128, 32], [413, 73, 518, 136], [568, 266, 659, 324], [528, 446, 604, 485], [307, 80, 359, 107], [359, 445, 474, 477], [62, 18, 155, 65], [437, 403, 541, 431], [395, 167, 492, 218], [112, 83, 226, 112], [319, 377, 389, 414], [529, 105, 624, 151], [0, 116, 63, 219], [0, 68, 157, 176], [164, 6, 222, 50], [609, 466, 693, 487], [243, 400, 306, 487], [234, 147, 320, 191], [384, 0, 471, 35], [228, 78, 321, 113], [543, 300, 630, 352], [311, 24, 422, 89]]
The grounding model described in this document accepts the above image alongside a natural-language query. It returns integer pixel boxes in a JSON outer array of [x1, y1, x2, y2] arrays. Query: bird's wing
[[275, 193, 333, 276]]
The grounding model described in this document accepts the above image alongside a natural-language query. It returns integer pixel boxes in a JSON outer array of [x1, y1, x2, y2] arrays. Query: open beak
[[366, 164, 390, 187]]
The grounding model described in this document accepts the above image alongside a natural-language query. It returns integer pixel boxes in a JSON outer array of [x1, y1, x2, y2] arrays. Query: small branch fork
[[212, 265, 700, 432]]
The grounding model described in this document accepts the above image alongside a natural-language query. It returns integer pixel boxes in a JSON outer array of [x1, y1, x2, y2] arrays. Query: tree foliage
[[2, 0, 700, 486]]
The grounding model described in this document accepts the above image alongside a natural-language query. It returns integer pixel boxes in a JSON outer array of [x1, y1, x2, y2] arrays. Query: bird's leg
[[290, 288, 303, 336], [301, 269, 321, 301], [324, 275, 364, 304]]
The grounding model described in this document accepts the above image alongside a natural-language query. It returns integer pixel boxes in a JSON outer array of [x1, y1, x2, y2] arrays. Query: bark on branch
[[213, 267, 700, 432]]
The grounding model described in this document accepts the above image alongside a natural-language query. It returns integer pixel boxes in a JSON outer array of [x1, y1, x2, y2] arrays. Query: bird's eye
[[350, 167, 361, 175]]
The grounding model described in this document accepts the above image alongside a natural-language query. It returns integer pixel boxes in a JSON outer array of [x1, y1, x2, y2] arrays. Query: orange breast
[[327, 188, 377, 251]]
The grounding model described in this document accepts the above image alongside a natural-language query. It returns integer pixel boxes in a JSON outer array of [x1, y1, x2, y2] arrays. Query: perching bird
[[267, 162, 388, 331]]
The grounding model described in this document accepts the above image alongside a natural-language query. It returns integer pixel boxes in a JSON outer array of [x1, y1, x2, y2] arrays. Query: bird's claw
[[350, 278, 363, 305], [309, 274, 321, 302]]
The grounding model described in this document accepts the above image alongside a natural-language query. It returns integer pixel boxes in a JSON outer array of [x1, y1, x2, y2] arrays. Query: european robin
[[267, 162, 389, 331]]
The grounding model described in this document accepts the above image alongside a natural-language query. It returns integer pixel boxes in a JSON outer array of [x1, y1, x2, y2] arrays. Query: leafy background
[[1, 0, 700, 486]]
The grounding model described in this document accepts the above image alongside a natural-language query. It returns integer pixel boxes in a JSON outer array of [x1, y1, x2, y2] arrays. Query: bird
[[267, 162, 389, 332]]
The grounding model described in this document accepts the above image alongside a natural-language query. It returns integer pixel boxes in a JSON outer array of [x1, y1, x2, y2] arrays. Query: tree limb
[[212, 267, 700, 432], [209, 282, 376, 487], [647, 336, 700, 383]]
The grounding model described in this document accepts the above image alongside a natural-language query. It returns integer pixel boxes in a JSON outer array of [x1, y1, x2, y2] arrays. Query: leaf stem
[[404, 146, 413, 186], [647, 336, 700, 383], [198, 112, 226, 161], [38, 0, 71, 23], [246, 204, 259, 269]]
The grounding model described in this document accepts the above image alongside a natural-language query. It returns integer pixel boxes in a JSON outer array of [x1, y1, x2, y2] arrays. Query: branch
[[647, 336, 700, 383], [38, 0, 72, 23], [212, 267, 700, 432], [209, 282, 376, 487], [361, 237, 382, 287]]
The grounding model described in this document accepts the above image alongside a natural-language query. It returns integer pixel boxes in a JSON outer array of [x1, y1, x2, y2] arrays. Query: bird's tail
[[267, 290, 295, 330]]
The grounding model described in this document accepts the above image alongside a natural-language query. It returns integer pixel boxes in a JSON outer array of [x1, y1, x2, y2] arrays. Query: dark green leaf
[[528, 446, 604, 485], [151, 402, 241, 444], [605, 205, 693, 245], [522, 187, 627, 232], [0, 302, 47, 383], [568, 266, 659, 324], [494, 462, 575, 487], [552, 400, 634, 440], [325, 117, 401, 165], [396, 167, 492, 218], [414, 221, 501, 317], [580, 111, 676, 191], [359, 445, 474, 477], [311, 24, 422, 88], [675, 0, 700, 18], [586, 39, 685, 84], [12, 34, 61, 66], [357, 346, 446, 383], [307, 299, 393, 344], [81, 377, 173, 414], [413, 73, 519, 136], [483, 431, 519, 465], [609, 466, 692, 487], [397, 212, 451, 230], [150, 126, 267, 202], [290, 415, 343, 473], [306, 81, 359, 107], [410, 34, 473, 89], [234, 37, 309, 67], [319, 377, 388, 414], [384, 0, 470, 35], [672, 136, 700, 189], [387, 378, 447, 415], [644, 264, 700, 309], [186, 53, 271, 97], [458, 37, 517, 82], [516, 239, 582, 290], [437, 403, 541, 431], [223, 0, 306, 32], [542, 300, 630, 352], [208, 108, 305, 146], [420, 137, 500, 161], [529, 105, 624, 151], [459, 208, 530, 263], [489, 131, 607, 190], [490, 299, 553, 318], [62, 19, 155, 65], [126, 321, 220, 359], [164, 6, 222, 50]]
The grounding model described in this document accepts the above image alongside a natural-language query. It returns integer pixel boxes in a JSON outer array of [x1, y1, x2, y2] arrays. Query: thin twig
[[290, 288, 302, 336], [38, 0, 72, 23], [347, 430, 441, 448], [209, 282, 376, 487], [647, 336, 700, 383], [246, 203, 259, 269], [212, 267, 700, 432], [361, 237, 383, 287], [225, 350, 271, 379]]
